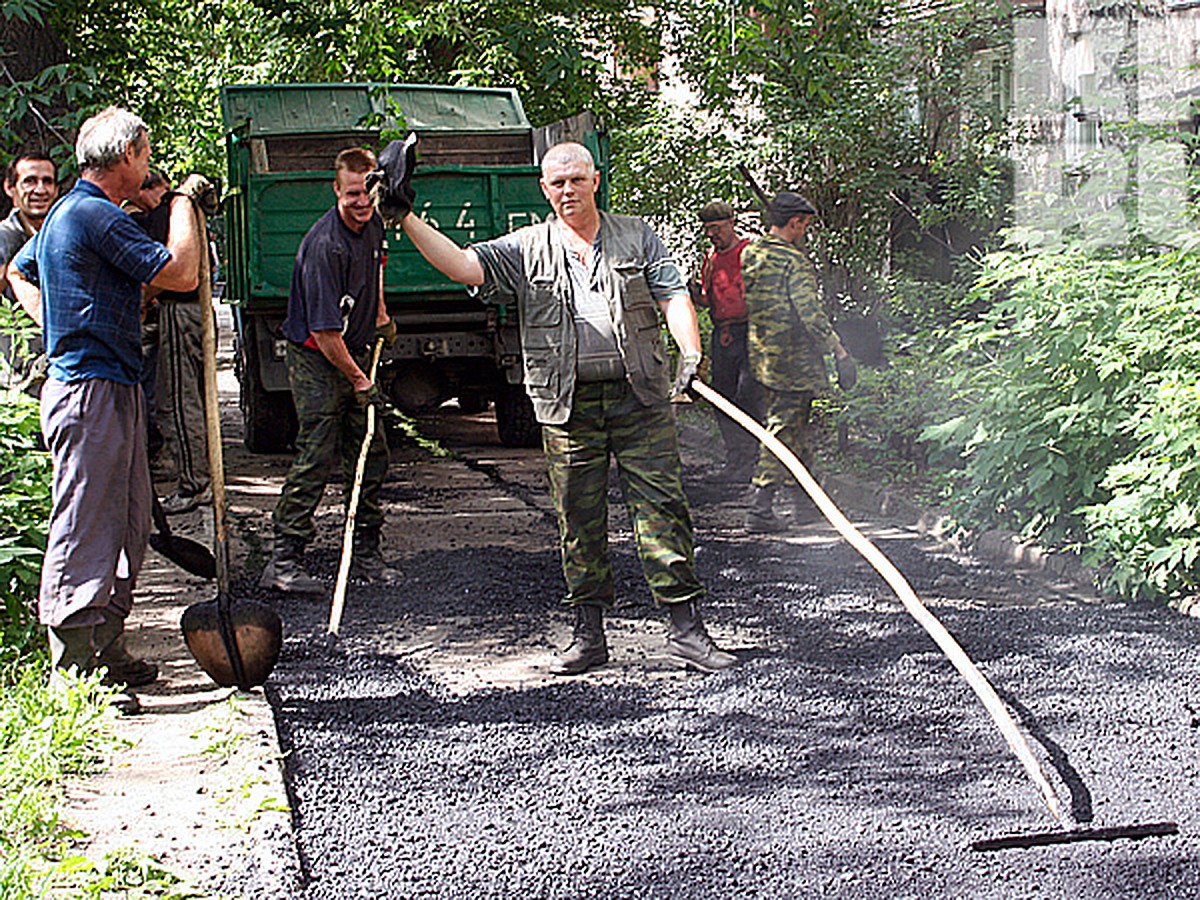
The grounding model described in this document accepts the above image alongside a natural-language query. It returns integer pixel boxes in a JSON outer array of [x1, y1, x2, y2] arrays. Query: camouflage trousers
[[271, 343, 389, 544], [752, 386, 815, 490], [543, 380, 704, 610]]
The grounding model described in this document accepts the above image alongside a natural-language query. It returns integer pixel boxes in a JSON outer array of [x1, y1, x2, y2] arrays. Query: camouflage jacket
[[742, 233, 835, 393]]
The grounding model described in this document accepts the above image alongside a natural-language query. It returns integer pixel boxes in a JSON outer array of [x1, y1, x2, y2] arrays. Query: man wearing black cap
[[695, 200, 761, 483], [741, 191, 849, 533]]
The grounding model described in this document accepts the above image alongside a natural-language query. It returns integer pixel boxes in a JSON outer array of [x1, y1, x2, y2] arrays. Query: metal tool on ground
[[695, 380, 1180, 848], [181, 205, 283, 689], [149, 490, 216, 579], [327, 337, 385, 643]]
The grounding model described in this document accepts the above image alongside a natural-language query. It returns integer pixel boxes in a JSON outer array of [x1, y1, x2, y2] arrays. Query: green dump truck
[[220, 82, 608, 453]]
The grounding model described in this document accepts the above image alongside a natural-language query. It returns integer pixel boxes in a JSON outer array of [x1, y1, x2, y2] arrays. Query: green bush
[[0, 392, 51, 667], [926, 238, 1200, 602]]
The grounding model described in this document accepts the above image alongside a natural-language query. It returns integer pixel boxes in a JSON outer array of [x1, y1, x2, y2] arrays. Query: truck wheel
[[239, 331, 298, 454], [495, 381, 540, 448]]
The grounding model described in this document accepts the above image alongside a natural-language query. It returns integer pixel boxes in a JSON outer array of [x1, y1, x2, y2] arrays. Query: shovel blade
[[181, 599, 282, 688], [149, 531, 217, 579]]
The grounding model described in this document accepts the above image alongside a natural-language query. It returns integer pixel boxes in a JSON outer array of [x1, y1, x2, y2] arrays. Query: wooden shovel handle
[[328, 338, 385, 637], [692, 379, 1064, 823]]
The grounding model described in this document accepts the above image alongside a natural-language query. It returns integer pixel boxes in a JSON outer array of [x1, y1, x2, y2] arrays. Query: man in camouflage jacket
[[742, 192, 849, 533]]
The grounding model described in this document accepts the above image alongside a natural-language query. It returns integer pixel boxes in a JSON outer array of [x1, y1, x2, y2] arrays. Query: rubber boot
[[550, 605, 608, 675], [744, 486, 786, 534], [259, 534, 324, 594], [666, 600, 737, 672], [350, 527, 403, 584], [94, 608, 158, 688]]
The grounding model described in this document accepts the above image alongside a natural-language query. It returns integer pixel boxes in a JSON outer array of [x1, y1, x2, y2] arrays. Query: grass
[[0, 662, 210, 899]]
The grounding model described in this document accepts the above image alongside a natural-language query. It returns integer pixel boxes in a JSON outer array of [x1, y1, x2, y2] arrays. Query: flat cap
[[698, 200, 736, 222], [769, 191, 816, 219]]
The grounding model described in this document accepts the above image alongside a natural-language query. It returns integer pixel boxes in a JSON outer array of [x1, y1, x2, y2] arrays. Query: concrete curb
[[677, 414, 1098, 594], [820, 470, 1097, 592]]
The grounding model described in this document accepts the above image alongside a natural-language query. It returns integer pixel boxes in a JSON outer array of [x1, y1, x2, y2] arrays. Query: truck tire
[[495, 381, 540, 448], [239, 328, 298, 454]]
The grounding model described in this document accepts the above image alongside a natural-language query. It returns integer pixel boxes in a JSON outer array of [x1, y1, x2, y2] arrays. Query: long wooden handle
[[328, 338, 385, 636], [692, 380, 1064, 823], [197, 210, 227, 586]]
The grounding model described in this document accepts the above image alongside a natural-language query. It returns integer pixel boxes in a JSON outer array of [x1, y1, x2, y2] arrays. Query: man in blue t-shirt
[[259, 147, 399, 593], [6, 106, 201, 704]]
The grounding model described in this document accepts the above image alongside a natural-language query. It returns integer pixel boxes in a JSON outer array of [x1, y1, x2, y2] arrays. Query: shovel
[[180, 206, 282, 689], [149, 491, 216, 579], [327, 337, 385, 642], [691, 380, 1177, 849]]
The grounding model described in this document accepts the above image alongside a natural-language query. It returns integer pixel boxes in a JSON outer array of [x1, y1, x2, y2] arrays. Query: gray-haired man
[[394, 141, 736, 675], [7, 107, 202, 706]]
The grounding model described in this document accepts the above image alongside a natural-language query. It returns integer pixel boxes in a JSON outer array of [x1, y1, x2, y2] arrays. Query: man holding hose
[[383, 139, 736, 674]]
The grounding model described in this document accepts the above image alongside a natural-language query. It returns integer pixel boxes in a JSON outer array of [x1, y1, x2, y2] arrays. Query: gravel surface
[[235, 412, 1200, 900]]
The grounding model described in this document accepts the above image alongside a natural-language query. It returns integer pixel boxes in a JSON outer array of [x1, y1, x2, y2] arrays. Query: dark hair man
[[394, 140, 737, 675], [259, 147, 400, 593], [129, 168, 212, 514], [6, 107, 202, 710], [742, 191, 850, 533], [0, 152, 59, 386], [695, 199, 762, 484]]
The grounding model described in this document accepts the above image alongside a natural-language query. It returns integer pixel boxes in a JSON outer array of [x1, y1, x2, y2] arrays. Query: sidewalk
[[61, 306, 301, 898]]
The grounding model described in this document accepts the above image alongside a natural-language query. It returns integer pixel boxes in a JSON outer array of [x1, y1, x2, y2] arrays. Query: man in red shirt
[[696, 201, 761, 483]]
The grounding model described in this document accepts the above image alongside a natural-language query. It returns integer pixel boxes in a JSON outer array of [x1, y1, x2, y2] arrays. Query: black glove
[[178, 174, 219, 216], [836, 353, 857, 390], [367, 133, 419, 225], [376, 318, 398, 347], [670, 352, 702, 401]]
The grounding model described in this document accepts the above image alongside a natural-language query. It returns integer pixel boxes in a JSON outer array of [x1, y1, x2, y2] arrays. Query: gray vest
[[516, 212, 670, 425]]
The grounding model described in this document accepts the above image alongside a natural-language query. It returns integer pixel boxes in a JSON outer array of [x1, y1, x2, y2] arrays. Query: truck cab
[[220, 82, 608, 452]]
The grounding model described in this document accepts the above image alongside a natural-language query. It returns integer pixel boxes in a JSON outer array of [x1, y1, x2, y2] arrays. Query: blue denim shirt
[[13, 180, 171, 384]]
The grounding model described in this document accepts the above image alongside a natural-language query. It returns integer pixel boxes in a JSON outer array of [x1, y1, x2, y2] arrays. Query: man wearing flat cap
[[742, 191, 849, 533], [695, 200, 761, 484]]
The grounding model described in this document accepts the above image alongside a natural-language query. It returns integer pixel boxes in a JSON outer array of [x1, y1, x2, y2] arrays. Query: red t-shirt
[[701, 237, 750, 323]]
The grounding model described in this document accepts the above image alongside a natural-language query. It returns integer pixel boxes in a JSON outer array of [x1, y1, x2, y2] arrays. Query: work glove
[[178, 173, 219, 216], [376, 318, 398, 348], [670, 352, 702, 401], [367, 133, 419, 226], [354, 384, 385, 411]]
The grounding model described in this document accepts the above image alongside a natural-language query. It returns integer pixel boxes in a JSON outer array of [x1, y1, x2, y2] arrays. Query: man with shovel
[[5, 107, 202, 707], [385, 139, 736, 675], [259, 147, 400, 593]]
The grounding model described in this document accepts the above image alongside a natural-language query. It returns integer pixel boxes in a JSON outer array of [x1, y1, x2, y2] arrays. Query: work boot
[[350, 528, 402, 584], [49, 624, 97, 672], [744, 486, 786, 534], [666, 600, 737, 672], [259, 535, 324, 594], [550, 604, 608, 675], [786, 487, 822, 526], [48, 625, 141, 715], [93, 609, 158, 688]]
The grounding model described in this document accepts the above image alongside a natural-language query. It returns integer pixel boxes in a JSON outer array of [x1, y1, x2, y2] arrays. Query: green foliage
[[11, 0, 663, 177], [662, 0, 1012, 295], [926, 238, 1200, 601], [0, 666, 117, 898], [0, 389, 51, 667]]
